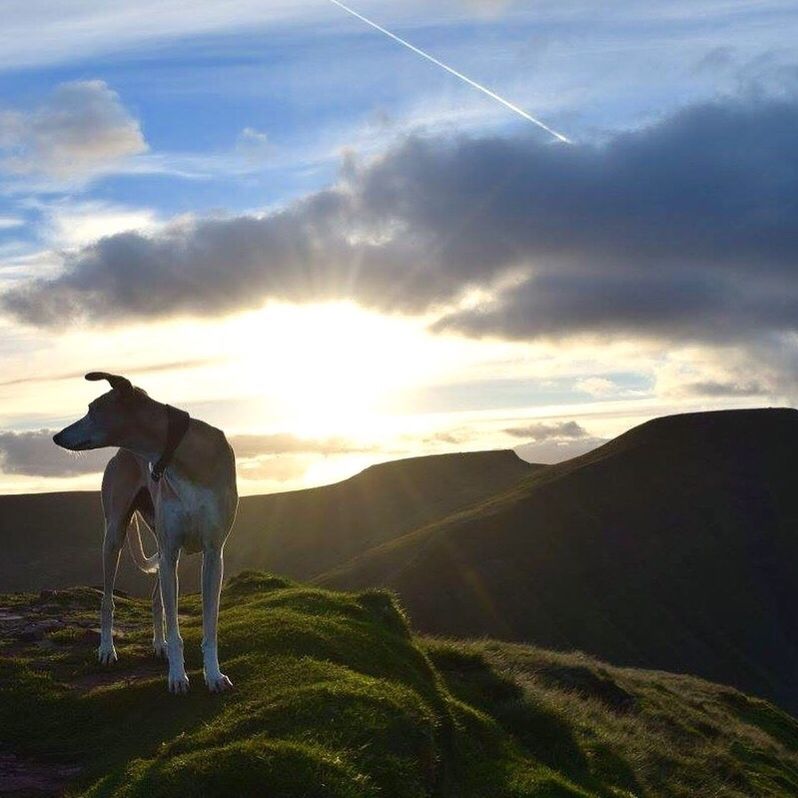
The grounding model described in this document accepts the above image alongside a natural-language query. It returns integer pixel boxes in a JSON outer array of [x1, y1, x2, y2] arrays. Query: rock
[[19, 626, 44, 642], [17, 619, 63, 642]]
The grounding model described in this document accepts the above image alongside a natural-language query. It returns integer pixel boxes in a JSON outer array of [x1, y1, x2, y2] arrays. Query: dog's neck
[[121, 401, 228, 488], [118, 401, 172, 466]]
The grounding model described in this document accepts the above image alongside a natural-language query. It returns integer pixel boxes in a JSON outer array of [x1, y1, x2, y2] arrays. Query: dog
[[53, 372, 238, 694]]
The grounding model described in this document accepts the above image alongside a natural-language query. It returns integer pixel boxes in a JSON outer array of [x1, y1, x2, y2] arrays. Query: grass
[[1, 572, 798, 797]]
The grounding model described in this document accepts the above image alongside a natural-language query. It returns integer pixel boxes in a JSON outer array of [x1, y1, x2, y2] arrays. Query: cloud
[[0, 357, 222, 388], [0, 81, 147, 182], [515, 436, 605, 465], [650, 337, 798, 404], [681, 380, 768, 398], [231, 434, 378, 487], [235, 127, 273, 164], [0, 428, 373, 479], [229, 433, 374, 458], [236, 454, 312, 484], [41, 201, 158, 248], [507, 418, 604, 464], [574, 377, 619, 397], [0, 429, 111, 477], [3, 93, 798, 349], [504, 420, 587, 441]]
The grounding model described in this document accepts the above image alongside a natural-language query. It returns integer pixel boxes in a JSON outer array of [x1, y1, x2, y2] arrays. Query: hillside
[[0, 450, 534, 595], [2, 573, 798, 797], [321, 408, 798, 714]]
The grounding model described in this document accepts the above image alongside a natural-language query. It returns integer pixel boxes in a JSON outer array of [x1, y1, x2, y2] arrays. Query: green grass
[[1, 572, 798, 797]]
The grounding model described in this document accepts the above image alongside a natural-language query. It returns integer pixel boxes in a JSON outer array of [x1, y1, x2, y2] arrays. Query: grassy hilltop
[[2, 573, 798, 797]]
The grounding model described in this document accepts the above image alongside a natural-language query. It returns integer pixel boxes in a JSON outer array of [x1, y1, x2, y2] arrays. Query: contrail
[[328, 0, 572, 144]]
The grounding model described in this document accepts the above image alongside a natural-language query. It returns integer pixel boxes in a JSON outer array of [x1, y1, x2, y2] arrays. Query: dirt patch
[[69, 661, 164, 692], [0, 753, 80, 796]]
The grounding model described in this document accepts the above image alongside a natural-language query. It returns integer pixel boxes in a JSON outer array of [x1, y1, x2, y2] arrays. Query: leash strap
[[150, 405, 191, 483]]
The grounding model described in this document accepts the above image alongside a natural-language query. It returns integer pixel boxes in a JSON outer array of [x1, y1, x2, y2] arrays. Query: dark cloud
[[680, 380, 768, 398], [505, 420, 587, 440], [0, 429, 372, 479], [0, 429, 111, 477], [4, 94, 798, 346]]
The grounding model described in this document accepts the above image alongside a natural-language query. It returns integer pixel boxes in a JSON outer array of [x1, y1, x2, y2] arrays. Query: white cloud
[[0, 1, 527, 71], [235, 127, 273, 164], [515, 436, 605, 464], [42, 201, 158, 249], [0, 81, 147, 183], [0, 216, 23, 230], [575, 377, 619, 397]]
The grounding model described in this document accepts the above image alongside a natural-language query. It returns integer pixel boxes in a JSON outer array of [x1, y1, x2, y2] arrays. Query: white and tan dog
[[53, 372, 238, 694]]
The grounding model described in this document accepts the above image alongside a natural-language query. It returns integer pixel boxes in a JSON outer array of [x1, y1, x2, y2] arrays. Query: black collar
[[150, 404, 191, 483]]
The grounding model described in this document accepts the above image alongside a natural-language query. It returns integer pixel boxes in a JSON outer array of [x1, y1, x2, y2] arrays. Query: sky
[[0, 0, 796, 495]]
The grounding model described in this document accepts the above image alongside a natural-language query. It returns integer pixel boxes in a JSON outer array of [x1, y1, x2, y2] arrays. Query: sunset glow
[[0, 1, 794, 497]]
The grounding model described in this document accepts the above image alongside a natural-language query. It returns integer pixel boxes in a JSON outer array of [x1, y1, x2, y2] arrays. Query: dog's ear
[[85, 372, 134, 396]]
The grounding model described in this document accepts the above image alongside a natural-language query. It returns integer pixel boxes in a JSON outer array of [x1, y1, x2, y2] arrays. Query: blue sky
[[0, 1, 796, 493]]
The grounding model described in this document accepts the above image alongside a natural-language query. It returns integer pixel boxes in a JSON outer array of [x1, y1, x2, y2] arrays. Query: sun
[[233, 302, 435, 438]]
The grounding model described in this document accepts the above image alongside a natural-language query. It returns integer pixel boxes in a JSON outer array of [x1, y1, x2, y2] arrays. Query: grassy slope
[[2, 574, 798, 797], [0, 450, 534, 596], [320, 409, 798, 714], [232, 450, 536, 581]]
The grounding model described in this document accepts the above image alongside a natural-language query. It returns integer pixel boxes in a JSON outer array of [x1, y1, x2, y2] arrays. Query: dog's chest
[[158, 481, 226, 554]]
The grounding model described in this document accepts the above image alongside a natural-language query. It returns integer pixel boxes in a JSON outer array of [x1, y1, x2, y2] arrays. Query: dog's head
[[52, 372, 148, 451]]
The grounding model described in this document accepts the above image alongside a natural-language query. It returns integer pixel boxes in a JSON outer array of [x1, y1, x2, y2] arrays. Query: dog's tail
[[127, 512, 159, 574]]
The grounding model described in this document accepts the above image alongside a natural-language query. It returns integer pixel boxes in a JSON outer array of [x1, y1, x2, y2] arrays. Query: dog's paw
[[152, 640, 168, 659], [168, 671, 190, 695], [97, 644, 118, 665], [205, 672, 234, 694]]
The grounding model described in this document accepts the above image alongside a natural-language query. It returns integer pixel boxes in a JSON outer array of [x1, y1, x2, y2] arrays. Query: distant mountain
[[0, 492, 106, 593], [321, 408, 798, 713], [0, 450, 534, 595], [232, 450, 535, 581]]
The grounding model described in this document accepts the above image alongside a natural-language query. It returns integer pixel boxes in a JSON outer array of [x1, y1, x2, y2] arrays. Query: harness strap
[[150, 405, 190, 483]]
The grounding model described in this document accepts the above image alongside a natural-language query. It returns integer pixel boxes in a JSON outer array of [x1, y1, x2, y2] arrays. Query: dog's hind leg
[[201, 546, 233, 693], [129, 500, 166, 658]]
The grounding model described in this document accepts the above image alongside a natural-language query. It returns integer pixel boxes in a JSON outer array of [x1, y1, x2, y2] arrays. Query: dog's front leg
[[159, 546, 189, 694], [99, 523, 123, 664], [201, 546, 232, 693], [151, 580, 167, 658]]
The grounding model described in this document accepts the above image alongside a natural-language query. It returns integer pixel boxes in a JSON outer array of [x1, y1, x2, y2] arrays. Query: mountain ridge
[[321, 408, 798, 713], [0, 449, 534, 595]]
